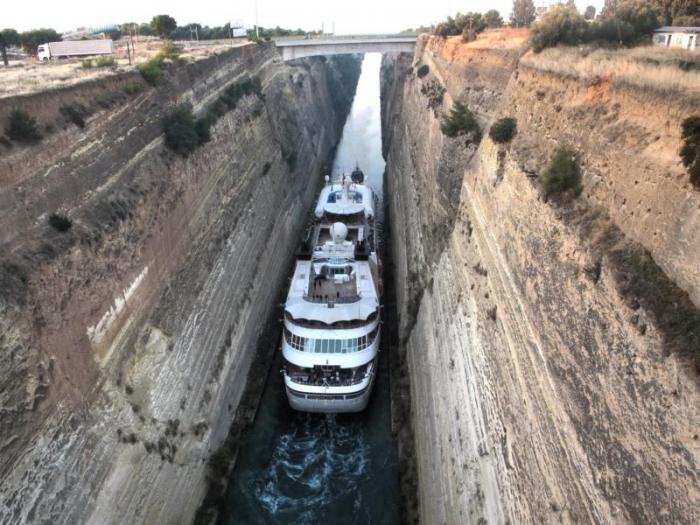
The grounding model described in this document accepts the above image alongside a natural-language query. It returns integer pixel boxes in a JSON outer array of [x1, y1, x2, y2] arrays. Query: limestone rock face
[[0, 44, 359, 523], [382, 35, 699, 525]]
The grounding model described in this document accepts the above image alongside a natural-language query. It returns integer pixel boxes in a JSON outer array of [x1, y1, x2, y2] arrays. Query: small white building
[[653, 26, 699, 49]]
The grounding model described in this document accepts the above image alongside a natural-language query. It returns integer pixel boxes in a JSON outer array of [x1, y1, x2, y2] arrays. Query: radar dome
[[330, 222, 348, 243], [351, 164, 365, 184]]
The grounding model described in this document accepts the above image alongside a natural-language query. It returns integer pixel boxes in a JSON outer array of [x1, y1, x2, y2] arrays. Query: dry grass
[[468, 27, 530, 49], [0, 39, 248, 99], [521, 46, 700, 96]]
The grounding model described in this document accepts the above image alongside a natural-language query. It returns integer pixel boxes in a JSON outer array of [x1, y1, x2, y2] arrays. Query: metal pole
[[255, 0, 260, 39]]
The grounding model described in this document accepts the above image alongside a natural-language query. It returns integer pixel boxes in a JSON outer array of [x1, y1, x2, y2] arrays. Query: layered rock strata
[[0, 44, 359, 524], [382, 35, 699, 524]]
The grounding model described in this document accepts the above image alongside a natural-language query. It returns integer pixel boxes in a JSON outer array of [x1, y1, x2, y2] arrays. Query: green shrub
[[94, 56, 115, 68], [680, 116, 700, 189], [199, 77, 264, 140], [161, 78, 263, 157], [416, 64, 429, 78], [60, 104, 90, 128], [162, 105, 200, 157], [6, 109, 41, 143], [441, 101, 480, 139], [123, 81, 145, 95], [160, 39, 180, 60], [138, 55, 165, 85], [420, 80, 446, 115], [48, 213, 72, 232], [530, 4, 589, 53], [539, 145, 582, 198], [81, 59, 94, 69], [489, 117, 517, 143], [220, 77, 263, 109]]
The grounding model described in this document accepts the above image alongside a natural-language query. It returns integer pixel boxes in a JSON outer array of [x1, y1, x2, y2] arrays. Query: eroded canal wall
[[381, 34, 700, 524], [0, 44, 360, 523]]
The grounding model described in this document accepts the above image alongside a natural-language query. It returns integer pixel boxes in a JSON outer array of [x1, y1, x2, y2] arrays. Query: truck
[[37, 39, 113, 61]]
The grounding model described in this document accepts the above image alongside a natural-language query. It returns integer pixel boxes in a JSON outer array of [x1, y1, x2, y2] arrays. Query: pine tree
[[511, 0, 537, 27]]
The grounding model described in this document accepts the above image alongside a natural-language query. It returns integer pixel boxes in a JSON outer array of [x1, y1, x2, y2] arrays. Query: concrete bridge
[[275, 36, 417, 61]]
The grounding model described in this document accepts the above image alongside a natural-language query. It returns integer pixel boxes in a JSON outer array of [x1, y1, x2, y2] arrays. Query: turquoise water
[[218, 54, 399, 525]]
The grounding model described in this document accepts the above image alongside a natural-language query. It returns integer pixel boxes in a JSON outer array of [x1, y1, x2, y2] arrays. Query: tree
[[601, 0, 621, 17], [138, 23, 154, 36], [0, 28, 20, 66], [20, 28, 61, 56], [672, 13, 700, 25], [151, 15, 177, 38], [484, 9, 504, 28], [5, 109, 41, 143], [615, 0, 660, 36], [585, 5, 597, 19], [530, 4, 589, 52], [511, 0, 537, 27], [654, 0, 700, 25], [441, 101, 480, 139]]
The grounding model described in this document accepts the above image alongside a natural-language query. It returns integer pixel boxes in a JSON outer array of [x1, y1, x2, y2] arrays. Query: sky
[[4, 0, 605, 34]]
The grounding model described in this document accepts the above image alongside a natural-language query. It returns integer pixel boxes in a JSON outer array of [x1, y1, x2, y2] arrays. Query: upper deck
[[285, 176, 379, 326], [285, 226, 379, 324], [314, 180, 374, 220]]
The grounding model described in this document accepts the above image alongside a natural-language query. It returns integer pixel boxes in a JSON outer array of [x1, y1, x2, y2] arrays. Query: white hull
[[285, 369, 376, 413]]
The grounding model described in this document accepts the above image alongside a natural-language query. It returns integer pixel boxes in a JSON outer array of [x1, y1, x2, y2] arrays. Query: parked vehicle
[[37, 40, 113, 61]]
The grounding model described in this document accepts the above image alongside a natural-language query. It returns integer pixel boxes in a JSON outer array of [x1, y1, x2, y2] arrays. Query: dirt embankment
[[382, 32, 699, 524], [0, 43, 361, 524]]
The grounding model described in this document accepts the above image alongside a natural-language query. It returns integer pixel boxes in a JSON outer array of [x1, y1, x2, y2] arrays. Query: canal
[[218, 53, 400, 525]]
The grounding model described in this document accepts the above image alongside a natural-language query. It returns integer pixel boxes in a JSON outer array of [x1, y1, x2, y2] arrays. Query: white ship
[[281, 166, 382, 413]]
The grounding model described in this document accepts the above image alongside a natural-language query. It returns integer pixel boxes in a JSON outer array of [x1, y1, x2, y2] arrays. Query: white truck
[[37, 39, 113, 61]]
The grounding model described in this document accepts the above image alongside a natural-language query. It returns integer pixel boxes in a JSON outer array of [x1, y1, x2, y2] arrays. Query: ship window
[[285, 329, 379, 353], [303, 337, 314, 352]]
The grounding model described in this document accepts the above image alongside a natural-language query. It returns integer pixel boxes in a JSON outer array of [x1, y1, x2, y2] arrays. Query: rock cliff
[[382, 33, 699, 524], [0, 43, 360, 523]]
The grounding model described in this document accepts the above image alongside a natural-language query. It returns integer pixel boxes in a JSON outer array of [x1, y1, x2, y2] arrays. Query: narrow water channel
[[218, 54, 399, 525]]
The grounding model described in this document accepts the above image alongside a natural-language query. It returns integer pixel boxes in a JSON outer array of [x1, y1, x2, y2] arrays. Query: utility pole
[[255, 0, 260, 39]]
